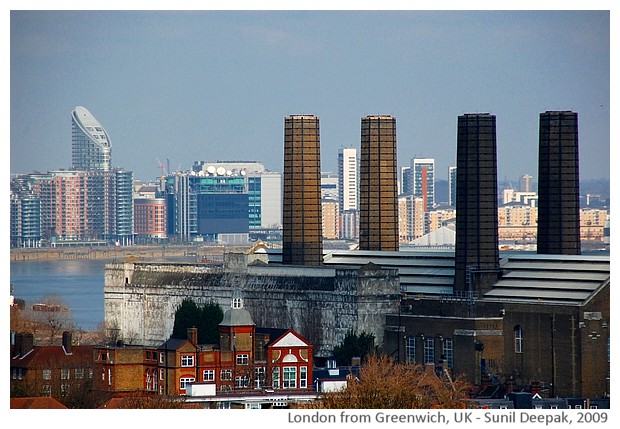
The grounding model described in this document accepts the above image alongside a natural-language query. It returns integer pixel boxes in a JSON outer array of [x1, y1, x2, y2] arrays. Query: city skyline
[[9, 7, 611, 184]]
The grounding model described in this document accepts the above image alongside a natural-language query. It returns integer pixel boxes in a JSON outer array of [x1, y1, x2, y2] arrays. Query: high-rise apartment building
[[411, 158, 435, 211], [340, 210, 359, 240], [454, 113, 499, 294], [448, 166, 457, 208], [260, 172, 282, 229], [134, 197, 167, 242], [537, 111, 581, 255], [400, 166, 412, 196], [359, 115, 398, 251], [321, 173, 339, 201], [282, 115, 323, 265], [338, 148, 358, 213], [10, 194, 41, 248], [71, 106, 112, 172], [322, 200, 339, 239], [114, 169, 134, 245], [398, 194, 425, 242]]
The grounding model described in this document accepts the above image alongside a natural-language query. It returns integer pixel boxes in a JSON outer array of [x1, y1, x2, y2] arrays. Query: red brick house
[[10, 331, 97, 405], [160, 288, 314, 400], [93, 343, 160, 395]]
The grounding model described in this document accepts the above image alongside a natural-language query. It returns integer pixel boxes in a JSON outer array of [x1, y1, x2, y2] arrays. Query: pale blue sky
[[9, 8, 611, 183]]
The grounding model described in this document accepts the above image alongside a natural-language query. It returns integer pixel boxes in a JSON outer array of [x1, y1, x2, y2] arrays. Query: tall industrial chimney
[[537, 111, 581, 255], [358, 115, 399, 251], [454, 113, 500, 295], [282, 115, 323, 265]]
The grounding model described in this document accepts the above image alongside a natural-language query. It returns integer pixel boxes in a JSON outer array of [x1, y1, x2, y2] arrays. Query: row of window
[[183, 366, 308, 391], [180, 353, 251, 367], [405, 337, 454, 368], [22, 367, 94, 381], [405, 328, 529, 366]]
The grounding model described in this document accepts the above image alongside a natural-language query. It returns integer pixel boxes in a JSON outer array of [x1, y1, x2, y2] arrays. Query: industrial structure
[[102, 110, 608, 401], [359, 115, 399, 252], [282, 115, 323, 266], [537, 111, 581, 255]]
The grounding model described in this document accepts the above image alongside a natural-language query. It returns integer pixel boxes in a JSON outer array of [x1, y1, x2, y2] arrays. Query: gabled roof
[[157, 338, 190, 351], [10, 345, 95, 368], [11, 397, 67, 409], [269, 330, 311, 348]]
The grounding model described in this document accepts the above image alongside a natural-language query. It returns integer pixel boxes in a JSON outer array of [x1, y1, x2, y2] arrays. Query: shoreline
[[10, 244, 237, 262]]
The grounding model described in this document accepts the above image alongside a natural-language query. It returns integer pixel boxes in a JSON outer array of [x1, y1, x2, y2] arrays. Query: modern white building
[[71, 106, 111, 172], [448, 166, 457, 207], [260, 171, 282, 229], [338, 148, 358, 213]]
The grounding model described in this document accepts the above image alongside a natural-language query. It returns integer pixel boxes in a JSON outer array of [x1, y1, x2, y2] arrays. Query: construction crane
[[155, 158, 166, 177]]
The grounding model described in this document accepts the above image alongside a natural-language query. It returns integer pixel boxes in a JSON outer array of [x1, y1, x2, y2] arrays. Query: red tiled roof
[[11, 345, 96, 368], [10, 397, 67, 409]]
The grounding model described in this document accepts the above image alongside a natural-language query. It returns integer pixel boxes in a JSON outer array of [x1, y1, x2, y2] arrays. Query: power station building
[[380, 111, 608, 399], [104, 111, 609, 400]]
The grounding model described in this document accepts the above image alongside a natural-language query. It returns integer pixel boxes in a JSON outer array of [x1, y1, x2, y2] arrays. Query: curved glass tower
[[71, 106, 111, 171]]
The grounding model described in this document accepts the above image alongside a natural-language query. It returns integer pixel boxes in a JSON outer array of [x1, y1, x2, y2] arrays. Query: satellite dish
[[216, 167, 226, 176], [226, 170, 232, 176], [198, 170, 205, 176], [207, 166, 216, 175], [190, 171, 196, 176], [240, 170, 246, 176]]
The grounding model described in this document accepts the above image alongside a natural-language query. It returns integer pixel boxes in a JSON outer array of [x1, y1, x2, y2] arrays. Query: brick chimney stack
[[454, 113, 500, 295], [14, 333, 34, 357], [187, 327, 198, 345]]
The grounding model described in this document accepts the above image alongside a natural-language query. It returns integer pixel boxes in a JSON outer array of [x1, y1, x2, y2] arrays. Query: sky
[[8, 5, 613, 184]]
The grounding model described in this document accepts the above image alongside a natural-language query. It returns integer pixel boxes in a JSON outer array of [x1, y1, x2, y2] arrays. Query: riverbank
[[10, 244, 242, 262]]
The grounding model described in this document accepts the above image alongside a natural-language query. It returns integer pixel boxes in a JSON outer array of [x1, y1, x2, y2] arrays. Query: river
[[10, 259, 109, 331], [10, 256, 201, 332]]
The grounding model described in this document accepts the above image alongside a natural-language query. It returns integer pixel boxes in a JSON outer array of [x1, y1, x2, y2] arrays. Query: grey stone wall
[[104, 256, 400, 356]]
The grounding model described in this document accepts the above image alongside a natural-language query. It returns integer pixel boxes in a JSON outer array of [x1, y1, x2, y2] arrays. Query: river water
[[10, 259, 110, 331], [10, 256, 199, 331]]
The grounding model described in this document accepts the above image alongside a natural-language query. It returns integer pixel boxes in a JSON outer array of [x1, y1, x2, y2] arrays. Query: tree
[[199, 300, 224, 344], [171, 299, 223, 344], [171, 298, 200, 339], [332, 330, 375, 366], [20, 294, 76, 345], [107, 394, 201, 409], [304, 354, 472, 409]]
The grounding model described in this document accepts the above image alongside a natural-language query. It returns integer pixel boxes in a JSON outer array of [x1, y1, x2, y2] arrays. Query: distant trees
[[332, 330, 375, 366], [11, 294, 76, 345], [171, 298, 223, 344], [305, 354, 472, 409]]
